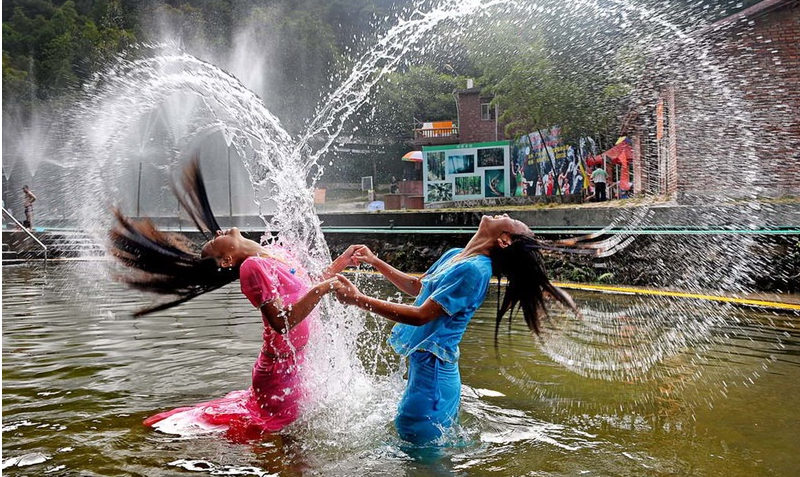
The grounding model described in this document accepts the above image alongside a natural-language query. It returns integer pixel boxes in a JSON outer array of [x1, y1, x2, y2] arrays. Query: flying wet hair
[[107, 158, 238, 317], [490, 234, 578, 337]]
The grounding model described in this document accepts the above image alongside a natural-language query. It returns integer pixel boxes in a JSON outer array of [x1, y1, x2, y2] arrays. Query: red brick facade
[[456, 88, 507, 144], [629, 0, 800, 202]]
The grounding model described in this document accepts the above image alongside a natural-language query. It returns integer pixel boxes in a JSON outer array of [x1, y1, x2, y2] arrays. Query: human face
[[201, 227, 244, 266], [479, 213, 530, 237]]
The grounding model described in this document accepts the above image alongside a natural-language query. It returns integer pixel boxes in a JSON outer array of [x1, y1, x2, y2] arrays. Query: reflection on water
[[3, 262, 800, 476]]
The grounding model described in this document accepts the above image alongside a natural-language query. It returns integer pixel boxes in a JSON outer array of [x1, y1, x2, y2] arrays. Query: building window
[[481, 102, 491, 121]]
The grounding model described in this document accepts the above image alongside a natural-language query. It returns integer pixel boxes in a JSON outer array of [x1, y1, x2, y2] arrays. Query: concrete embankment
[[319, 202, 800, 294], [4, 201, 799, 293]]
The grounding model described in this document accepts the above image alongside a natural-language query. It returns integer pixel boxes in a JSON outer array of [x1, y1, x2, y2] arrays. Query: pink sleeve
[[239, 258, 280, 308]]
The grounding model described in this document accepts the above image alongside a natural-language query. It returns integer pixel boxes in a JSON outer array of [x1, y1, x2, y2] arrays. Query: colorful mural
[[511, 126, 575, 197], [423, 135, 633, 204]]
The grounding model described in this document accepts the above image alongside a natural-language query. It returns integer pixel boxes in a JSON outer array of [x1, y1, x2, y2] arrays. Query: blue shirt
[[388, 248, 493, 363]]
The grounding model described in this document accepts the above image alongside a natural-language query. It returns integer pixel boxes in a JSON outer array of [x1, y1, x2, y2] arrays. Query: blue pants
[[395, 351, 461, 445]]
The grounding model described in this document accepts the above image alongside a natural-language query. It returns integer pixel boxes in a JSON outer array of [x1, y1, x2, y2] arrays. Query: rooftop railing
[[413, 126, 459, 140]]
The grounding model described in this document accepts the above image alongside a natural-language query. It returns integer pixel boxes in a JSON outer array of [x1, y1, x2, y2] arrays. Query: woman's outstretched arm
[[334, 274, 440, 326], [261, 277, 341, 333], [351, 245, 423, 296]]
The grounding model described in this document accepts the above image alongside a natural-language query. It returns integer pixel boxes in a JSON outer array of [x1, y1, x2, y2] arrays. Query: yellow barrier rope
[[344, 269, 800, 312], [552, 283, 800, 311]]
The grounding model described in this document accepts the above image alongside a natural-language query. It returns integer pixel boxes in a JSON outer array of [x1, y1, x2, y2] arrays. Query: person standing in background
[[590, 166, 608, 201], [22, 185, 37, 229]]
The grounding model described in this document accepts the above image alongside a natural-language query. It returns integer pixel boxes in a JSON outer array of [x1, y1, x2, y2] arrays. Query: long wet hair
[[490, 234, 578, 337], [107, 158, 238, 316]]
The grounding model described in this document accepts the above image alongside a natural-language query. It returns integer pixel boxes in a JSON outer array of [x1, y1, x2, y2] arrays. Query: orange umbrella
[[402, 150, 423, 162]]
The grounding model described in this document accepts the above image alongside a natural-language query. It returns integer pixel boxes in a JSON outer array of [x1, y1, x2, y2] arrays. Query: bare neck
[[460, 232, 495, 258], [234, 240, 269, 265]]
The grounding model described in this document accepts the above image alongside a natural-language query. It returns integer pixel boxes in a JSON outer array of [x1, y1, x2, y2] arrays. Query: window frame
[[480, 102, 492, 121]]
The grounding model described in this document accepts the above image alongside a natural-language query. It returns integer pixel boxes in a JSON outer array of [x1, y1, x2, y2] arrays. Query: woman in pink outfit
[[108, 159, 356, 441]]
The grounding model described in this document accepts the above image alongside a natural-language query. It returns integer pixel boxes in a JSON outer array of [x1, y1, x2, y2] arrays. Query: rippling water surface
[[3, 262, 800, 476]]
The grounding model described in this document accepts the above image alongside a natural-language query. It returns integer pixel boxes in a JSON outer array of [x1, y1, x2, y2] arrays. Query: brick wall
[[677, 1, 800, 201], [735, 1, 800, 196], [457, 89, 507, 144], [632, 1, 800, 202]]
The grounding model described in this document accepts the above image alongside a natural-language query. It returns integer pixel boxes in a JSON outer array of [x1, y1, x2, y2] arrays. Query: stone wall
[[6, 203, 797, 293], [326, 232, 800, 294]]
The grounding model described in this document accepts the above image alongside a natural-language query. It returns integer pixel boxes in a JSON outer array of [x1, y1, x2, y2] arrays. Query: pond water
[[3, 262, 800, 476]]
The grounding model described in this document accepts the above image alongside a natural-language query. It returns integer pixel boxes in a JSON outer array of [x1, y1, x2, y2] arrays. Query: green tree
[[2, 51, 31, 104], [463, 17, 629, 145], [2, 0, 138, 107], [362, 65, 458, 139]]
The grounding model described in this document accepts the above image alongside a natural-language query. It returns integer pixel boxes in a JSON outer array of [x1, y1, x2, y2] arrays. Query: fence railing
[[413, 127, 459, 140], [2, 207, 48, 265]]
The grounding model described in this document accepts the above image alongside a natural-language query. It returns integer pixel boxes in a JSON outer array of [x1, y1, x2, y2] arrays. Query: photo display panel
[[422, 141, 511, 203]]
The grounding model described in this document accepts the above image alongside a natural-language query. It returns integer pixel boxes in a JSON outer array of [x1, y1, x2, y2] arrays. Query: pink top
[[239, 249, 313, 356]]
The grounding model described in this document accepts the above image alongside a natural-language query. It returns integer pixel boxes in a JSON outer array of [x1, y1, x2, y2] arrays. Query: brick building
[[626, 0, 800, 203], [411, 81, 507, 148], [455, 87, 507, 144]]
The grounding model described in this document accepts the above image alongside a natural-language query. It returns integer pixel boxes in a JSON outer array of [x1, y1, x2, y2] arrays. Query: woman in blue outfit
[[334, 214, 577, 445]]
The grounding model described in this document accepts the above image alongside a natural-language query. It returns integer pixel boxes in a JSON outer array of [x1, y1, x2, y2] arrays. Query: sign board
[[360, 176, 373, 191], [422, 141, 511, 203]]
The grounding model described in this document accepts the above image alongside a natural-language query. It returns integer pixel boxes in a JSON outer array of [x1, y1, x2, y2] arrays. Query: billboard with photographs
[[510, 126, 580, 197], [423, 141, 511, 203]]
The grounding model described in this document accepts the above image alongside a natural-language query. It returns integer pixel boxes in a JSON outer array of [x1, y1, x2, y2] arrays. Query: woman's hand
[[352, 245, 377, 266], [339, 245, 361, 266], [319, 276, 343, 295], [323, 245, 362, 278], [333, 273, 362, 306]]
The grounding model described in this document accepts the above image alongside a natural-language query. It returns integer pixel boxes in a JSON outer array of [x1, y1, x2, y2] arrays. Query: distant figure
[[544, 171, 554, 196], [619, 181, 632, 199], [558, 165, 569, 196], [591, 167, 608, 201], [22, 185, 37, 229], [390, 176, 399, 194], [512, 163, 525, 197]]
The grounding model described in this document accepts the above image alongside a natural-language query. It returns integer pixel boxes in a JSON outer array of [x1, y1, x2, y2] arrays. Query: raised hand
[[333, 273, 362, 305], [324, 245, 363, 278], [352, 245, 377, 266]]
